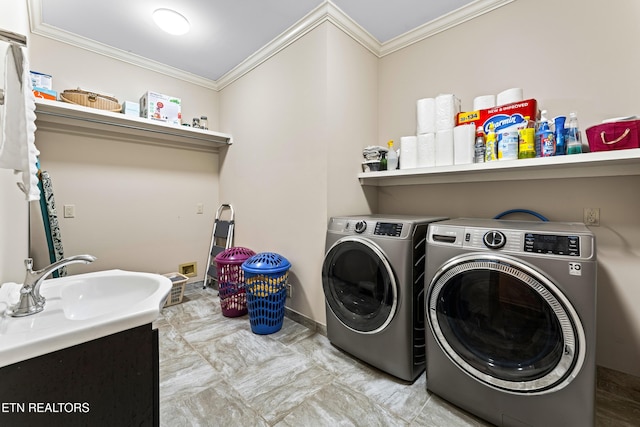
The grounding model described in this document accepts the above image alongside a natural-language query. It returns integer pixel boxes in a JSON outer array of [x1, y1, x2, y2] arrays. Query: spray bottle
[[554, 116, 566, 155], [565, 112, 583, 155], [386, 140, 398, 170], [536, 110, 555, 157]]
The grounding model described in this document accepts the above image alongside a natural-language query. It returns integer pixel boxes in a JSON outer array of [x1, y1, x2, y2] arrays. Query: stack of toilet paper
[[472, 88, 524, 110], [413, 94, 461, 168]]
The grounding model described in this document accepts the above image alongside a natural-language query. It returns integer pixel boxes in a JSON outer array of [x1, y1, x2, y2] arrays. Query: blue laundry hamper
[[241, 252, 291, 335]]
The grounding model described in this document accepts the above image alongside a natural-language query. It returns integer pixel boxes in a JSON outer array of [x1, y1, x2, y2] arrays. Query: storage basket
[[163, 272, 188, 307], [242, 252, 291, 335], [215, 247, 256, 317], [586, 119, 640, 152], [60, 89, 121, 112]]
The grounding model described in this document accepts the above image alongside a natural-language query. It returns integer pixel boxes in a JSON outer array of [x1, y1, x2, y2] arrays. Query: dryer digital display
[[524, 233, 580, 256], [374, 222, 403, 237]]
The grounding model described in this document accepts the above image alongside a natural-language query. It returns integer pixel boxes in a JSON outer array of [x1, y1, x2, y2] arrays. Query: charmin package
[[457, 99, 539, 135], [140, 91, 182, 125]]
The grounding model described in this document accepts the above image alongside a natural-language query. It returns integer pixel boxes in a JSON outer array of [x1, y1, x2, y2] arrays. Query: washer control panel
[[524, 233, 580, 256], [429, 223, 588, 258]]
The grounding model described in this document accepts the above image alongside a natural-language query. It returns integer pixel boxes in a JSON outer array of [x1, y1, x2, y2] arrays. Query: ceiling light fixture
[[152, 8, 190, 35]]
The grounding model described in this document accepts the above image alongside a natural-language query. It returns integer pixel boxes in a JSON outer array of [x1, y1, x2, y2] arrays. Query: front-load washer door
[[427, 253, 586, 395], [322, 237, 397, 334]]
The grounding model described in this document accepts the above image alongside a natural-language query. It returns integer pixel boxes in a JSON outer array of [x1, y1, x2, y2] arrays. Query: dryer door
[[427, 253, 585, 395], [322, 237, 397, 334]]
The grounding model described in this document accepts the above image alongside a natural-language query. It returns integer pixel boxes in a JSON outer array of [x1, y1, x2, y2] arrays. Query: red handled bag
[[585, 119, 640, 152]]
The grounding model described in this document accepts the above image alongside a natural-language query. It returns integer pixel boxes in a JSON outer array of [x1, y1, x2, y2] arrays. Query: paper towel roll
[[496, 88, 523, 106], [435, 94, 460, 132], [435, 129, 454, 167], [417, 133, 436, 168], [473, 95, 496, 111], [416, 98, 436, 135], [400, 136, 418, 169], [454, 124, 476, 165]]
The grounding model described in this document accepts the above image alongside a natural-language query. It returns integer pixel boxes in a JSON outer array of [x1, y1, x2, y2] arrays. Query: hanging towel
[[0, 43, 40, 201]]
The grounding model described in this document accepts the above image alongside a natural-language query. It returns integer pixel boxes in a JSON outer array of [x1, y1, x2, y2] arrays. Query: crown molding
[[215, 1, 381, 90], [379, 0, 515, 57], [27, 0, 514, 92]]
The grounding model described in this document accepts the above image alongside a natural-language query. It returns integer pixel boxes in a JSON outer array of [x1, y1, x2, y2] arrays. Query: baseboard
[[193, 280, 327, 335], [285, 306, 327, 336]]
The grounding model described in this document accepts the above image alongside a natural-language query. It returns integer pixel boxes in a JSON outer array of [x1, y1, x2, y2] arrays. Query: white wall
[[376, 0, 640, 376], [0, 0, 30, 283], [219, 22, 377, 323], [27, 35, 221, 279]]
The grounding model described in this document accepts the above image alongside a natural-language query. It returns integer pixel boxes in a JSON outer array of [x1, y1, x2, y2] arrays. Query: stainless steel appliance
[[322, 215, 446, 382], [425, 218, 597, 426]]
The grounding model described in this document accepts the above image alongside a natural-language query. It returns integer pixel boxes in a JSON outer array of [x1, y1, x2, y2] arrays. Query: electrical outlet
[[196, 203, 204, 214], [63, 204, 75, 218], [286, 283, 292, 298], [583, 208, 600, 226]]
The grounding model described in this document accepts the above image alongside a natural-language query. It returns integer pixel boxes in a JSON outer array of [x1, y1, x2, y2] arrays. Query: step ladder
[[204, 204, 234, 289]]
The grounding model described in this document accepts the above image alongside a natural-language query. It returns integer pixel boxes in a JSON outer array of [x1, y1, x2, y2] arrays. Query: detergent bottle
[[484, 123, 497, 162], [387, 140, 398, 170]]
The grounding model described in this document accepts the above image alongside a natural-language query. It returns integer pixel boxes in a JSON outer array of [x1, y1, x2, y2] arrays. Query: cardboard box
[[32, 87, 57, 101], [457, 99, 539, 134], [121, 101, 140, 117], [140, 91, 181, 125], [30, 71, 52, 90]]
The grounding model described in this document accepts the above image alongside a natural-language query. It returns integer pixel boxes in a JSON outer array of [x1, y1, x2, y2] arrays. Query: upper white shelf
[[34, 98, 232, 152], [358, 149, 640, 186]]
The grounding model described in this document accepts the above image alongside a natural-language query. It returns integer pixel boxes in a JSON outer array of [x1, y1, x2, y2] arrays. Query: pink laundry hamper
[[214, 247, 256, 317]]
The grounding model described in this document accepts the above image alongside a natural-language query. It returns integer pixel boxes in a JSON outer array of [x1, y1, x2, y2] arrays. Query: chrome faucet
[[7, 255, 97, 317]]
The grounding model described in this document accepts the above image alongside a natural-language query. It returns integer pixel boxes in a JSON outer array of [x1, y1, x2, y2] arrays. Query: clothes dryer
[[425, 218, 597, 426], [323, 215, 446, 382]]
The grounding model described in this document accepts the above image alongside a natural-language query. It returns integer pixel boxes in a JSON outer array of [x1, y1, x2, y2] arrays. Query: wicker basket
[[60, 89, 121, 112], [163, 272, 188, 307]]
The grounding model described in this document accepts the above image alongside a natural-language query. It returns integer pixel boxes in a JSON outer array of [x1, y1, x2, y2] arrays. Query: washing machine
[[322, 214, 446, 382], [425, 218, 597, 427]]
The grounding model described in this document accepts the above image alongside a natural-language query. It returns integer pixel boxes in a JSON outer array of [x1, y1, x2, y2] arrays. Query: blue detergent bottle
[[536, 110, 555, 157], [554, 116, 566, 155]]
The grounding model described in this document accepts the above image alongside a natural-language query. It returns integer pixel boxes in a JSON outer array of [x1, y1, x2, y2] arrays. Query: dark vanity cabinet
[[0, 324, 159, 426]]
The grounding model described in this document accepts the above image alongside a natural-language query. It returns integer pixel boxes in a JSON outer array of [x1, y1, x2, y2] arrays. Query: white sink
[[0, 270, 172, 368]]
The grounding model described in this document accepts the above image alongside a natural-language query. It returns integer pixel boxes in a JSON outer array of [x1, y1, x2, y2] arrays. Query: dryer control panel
[[374, 222, 403, 237], [328, 218, 410, 238]]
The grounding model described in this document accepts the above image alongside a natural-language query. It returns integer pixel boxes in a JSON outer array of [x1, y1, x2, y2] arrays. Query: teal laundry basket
[[242, 252, 291, 335]]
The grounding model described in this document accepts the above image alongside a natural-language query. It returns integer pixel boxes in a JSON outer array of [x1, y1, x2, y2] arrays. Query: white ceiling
[[33, 0, 478, 84]]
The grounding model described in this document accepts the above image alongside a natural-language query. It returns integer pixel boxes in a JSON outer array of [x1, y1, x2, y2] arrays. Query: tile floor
[[154, 284, 640, 427]]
